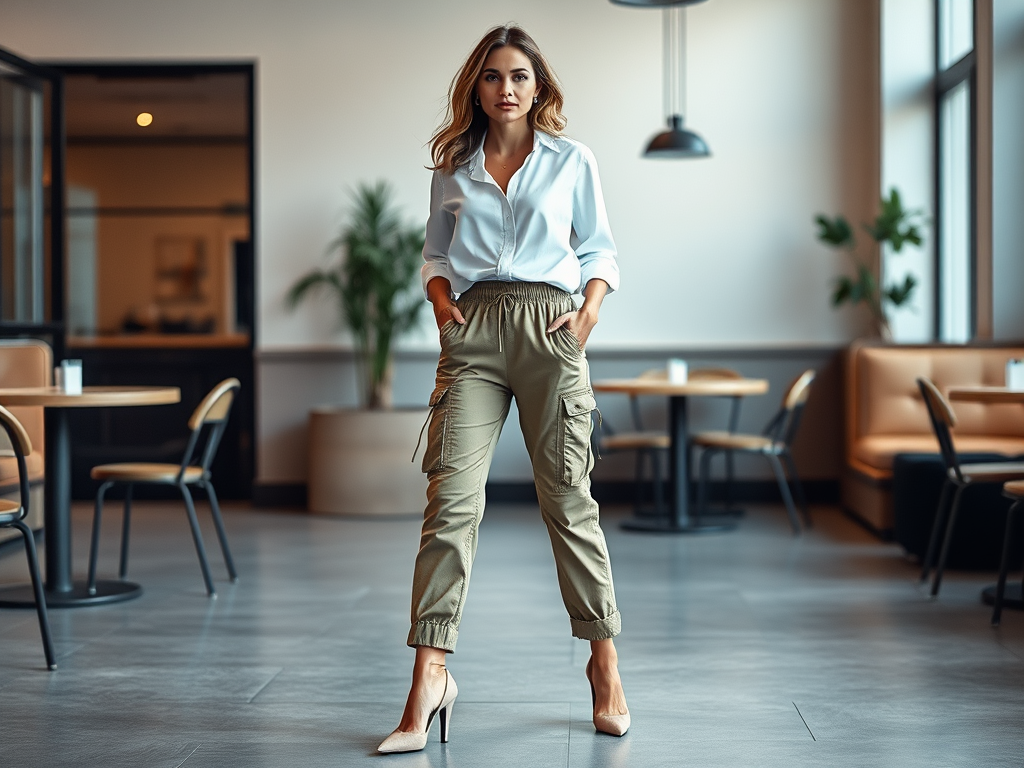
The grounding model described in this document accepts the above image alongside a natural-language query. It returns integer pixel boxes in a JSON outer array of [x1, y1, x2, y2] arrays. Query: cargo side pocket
[[420, 383, 452, 474], [558, 389, 597, 489]]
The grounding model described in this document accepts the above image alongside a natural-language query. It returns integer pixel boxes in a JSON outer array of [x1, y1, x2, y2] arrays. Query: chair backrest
[[689, 367, 742, 381], [0, 339, 51, 459], [765, 369, 816, 446], [180, 379, 241, 478], [917, 377, 961, 478], [0, 405, 32, 520]]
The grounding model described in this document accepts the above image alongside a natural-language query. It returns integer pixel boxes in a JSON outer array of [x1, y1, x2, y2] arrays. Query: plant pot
[[308, 406, 428, 515]]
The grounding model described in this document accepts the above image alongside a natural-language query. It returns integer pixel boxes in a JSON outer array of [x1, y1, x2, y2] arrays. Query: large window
[[935, 0, 976, 342]]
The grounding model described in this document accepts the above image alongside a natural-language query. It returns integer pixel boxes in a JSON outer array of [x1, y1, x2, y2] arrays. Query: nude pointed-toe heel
[[377, 669, 458, 754], [586, 658, 630, 737]]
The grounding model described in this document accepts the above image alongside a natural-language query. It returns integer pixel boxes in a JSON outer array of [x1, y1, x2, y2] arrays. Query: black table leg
[[981, 584, 1024, 610], [0, 408, 141, 608], [621, 395, 736, 534]]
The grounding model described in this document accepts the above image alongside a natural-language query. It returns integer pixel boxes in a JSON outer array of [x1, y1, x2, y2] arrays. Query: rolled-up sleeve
[[421, 171, 455, 298], [572, 146, 619, 293]]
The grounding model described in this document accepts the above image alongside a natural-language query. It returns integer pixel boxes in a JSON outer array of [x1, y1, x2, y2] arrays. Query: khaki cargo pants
[[408, 281, 621, 652]]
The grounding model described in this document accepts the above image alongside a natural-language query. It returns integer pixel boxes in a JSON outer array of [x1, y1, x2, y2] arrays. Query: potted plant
[[288, 181, 428, 514], [815, 188, 926, 341]]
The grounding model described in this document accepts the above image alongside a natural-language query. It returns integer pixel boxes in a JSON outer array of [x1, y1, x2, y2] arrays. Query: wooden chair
[[917, 378, 1024, 598], [87, 379, 241, 597], [693, 370, 816, 534], [599, 368, 743, 517], [0, 405, 56, 670]]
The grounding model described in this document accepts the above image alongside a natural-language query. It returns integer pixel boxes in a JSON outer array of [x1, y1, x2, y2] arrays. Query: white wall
[[881, 0, 935, 342], [0, 0, 879, 484], [993, 0, 1024, 339]]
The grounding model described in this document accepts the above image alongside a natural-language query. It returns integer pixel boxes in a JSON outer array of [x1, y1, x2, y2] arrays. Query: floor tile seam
[[245, 667, 285, 703]]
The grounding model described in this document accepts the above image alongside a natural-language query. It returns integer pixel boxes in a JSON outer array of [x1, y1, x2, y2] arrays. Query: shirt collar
[[465, 129, 561, 180]]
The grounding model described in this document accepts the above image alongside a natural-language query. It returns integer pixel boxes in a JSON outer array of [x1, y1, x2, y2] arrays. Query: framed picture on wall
[[154, 236, 208, 304]]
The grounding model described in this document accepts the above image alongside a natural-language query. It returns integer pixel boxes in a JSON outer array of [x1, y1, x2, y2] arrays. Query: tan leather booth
[[844, 341, 1024, 532], [0, 340, 50, 545]]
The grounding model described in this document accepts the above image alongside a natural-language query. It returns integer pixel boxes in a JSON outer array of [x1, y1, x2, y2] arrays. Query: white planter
[[308, 407, 429, 515]]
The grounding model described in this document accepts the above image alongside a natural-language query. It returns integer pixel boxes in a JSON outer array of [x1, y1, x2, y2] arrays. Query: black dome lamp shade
[[645, 114, 709, 158], [614, 1, 710, 158]]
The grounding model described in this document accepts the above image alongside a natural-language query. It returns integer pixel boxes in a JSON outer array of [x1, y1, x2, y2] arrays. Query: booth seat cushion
[[0, 452, 44, 488], [854, 433, 1024, 471]]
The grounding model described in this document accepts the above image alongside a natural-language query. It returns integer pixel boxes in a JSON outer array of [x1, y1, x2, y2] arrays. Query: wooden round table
[[592, 377, 769, 533], [948, 385, 1024, 611], [0, 386, 180, 608]]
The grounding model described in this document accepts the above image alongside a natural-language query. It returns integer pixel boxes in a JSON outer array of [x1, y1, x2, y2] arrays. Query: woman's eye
[[514, 74, 528, 81]]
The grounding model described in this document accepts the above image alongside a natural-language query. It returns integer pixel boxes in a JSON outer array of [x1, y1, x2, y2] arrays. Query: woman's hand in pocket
[[547, 307, 597, 350], [433, 301, 466, 331]]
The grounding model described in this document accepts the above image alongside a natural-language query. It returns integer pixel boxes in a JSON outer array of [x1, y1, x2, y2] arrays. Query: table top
[[947, 386, 1024, 404], [0, 385, 181, 408], [592, 377, 770, 397]]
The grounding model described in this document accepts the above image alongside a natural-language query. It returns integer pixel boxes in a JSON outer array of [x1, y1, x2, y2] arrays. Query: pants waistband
[[459, 281, 571, 304]]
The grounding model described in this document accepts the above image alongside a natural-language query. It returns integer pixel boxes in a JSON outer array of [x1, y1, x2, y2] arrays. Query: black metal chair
[[0, 405, 56, 670], [87, 379, 241, 597], [992, 480, 1024, 626], [917, 377, 1024, 598], [693, 370, 816, 534]]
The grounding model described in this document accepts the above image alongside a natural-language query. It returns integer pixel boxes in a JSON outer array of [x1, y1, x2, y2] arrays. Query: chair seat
[[956, 463, 1024, 484], [600, 432, 670, 451], [90, 463, 204, 484], [691, 431, 777, 453], [0, 497, 22, 523], [1004, 480, 1024, 498]]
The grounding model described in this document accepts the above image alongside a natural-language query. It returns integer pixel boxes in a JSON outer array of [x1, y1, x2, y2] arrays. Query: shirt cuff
[[579, 260, 619, 294], [421, 262, 453, 300]]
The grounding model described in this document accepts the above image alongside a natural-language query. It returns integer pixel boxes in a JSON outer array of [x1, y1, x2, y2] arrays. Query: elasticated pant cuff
[[570, 610, 621, 641], [408, 621, 458, 652]]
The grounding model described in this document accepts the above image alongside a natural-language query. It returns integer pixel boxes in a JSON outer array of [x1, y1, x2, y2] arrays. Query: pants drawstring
[[496, 293, 515, 353]]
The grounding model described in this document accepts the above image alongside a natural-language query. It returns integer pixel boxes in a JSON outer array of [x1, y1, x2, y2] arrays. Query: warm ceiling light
[[136, 112, 153, 127]]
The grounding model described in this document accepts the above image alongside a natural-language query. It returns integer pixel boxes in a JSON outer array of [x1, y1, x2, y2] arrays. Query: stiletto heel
[[378, 668, 459, 753], [586, 658, 630, 737], [439, 699, 453, 743]]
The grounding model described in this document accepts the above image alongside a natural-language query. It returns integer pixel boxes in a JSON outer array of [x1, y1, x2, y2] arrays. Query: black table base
[[981, 583, 1023, 610], [0, 579, 142, 608]]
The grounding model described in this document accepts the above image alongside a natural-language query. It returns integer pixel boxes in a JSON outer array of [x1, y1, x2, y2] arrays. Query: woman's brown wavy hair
[[429, 25, 566, 174]]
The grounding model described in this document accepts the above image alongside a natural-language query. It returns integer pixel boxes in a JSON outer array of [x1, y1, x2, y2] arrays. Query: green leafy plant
[[815, 188, 925, 340], [288, 181, 425, 409]]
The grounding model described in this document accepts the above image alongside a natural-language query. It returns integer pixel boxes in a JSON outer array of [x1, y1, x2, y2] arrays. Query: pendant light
[[644, 5, 709, 158], [610, 0, 710, 158]]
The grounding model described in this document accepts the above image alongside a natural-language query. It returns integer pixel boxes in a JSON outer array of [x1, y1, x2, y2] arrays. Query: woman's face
[[476, 45, 540, 126]]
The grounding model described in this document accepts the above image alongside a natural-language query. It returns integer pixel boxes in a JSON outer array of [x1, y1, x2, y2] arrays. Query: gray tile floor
[[1, 500, 1022, 767]]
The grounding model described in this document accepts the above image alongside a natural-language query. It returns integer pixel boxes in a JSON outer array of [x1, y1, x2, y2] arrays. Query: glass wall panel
[[939, 79, 972, 342], [0, 63, 46, 323], [939, 0, 974, 68]]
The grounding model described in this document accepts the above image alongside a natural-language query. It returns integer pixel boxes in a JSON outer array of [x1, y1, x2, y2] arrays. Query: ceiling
[[64, 72, 248, 139]]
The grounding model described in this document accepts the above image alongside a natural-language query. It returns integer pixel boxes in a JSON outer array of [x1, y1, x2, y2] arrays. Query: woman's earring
[[533, 96, 539, 104], [474, 94, 480, 106]]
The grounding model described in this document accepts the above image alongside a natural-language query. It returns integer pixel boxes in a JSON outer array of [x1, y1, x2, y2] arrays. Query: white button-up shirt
[[421, 131, 619, 297]]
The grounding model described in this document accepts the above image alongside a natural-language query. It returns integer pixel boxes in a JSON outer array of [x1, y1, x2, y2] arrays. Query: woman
[[378, 24, 629, 754]]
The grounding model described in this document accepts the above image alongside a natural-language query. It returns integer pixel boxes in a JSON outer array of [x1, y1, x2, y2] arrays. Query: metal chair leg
[[651, 450, 665, 518], [724, 450, 735, 511], [88, 481, 114, 595], [179, 483, 216, 596], [992, 499, 1023, 627], [696, 447, 715, 518], [931, 484, 967, 597], [921, 480, 954, 583], [202, 480, 237, 582], [767, 453, 801, 535], [782, 451, 812, 529], [13, 520, 56, 670], [119, 483, 133, 579]]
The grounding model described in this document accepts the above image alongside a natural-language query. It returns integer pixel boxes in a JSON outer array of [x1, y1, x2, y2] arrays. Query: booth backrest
[[0, 340, 51, 463], [850, 343, 1024, 440]]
